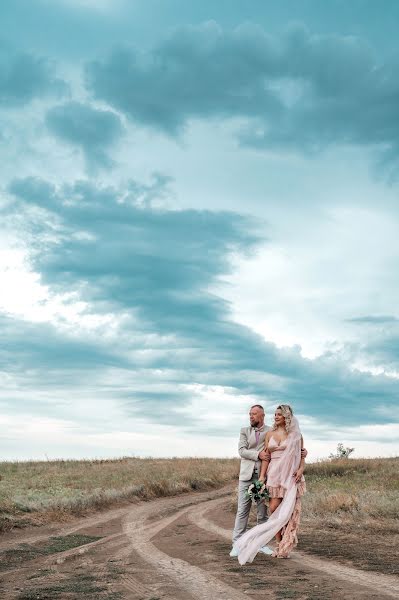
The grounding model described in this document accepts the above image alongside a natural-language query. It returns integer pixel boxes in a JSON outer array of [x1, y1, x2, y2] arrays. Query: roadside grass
[[0, 534, 101, 571], [16, 561, 125, 600], [228, 456, 399, 533], [302, 456, 399, 531], [0, 457, 239, 532], [16, 573, 108, 599], [1, 455, 397, 535], [226, 456, 398, 573]]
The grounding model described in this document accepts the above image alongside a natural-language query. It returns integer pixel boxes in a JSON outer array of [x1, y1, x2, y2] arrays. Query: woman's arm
[[294, 436, 305, 483], [258, 433, 271, 481]]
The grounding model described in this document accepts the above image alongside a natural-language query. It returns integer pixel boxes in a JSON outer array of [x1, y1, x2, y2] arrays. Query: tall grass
[[1, 456, 397, 535], [302, 456, 399, 529], [0, 457, 239, 532]]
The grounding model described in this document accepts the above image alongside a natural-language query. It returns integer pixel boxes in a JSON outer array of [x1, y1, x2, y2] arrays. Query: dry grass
[[226, 456, 399, 573], [302, 456, 399, 531], [2, 455, 397, 536], [227, 457, 399, 532], [0, 456, 239, 532]]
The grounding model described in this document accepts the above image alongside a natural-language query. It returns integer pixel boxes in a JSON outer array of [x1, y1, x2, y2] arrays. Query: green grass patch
[[17, 573, 106, 599], [0, 534, 101, 571]]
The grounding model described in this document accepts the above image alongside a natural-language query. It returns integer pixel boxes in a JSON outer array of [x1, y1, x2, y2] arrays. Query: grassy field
[[228, 456, 399, 535], [0, 456, 239, 532], [302, 456, 399, 528], [1, 455, 398, 538], [299, 456, 399, 574]]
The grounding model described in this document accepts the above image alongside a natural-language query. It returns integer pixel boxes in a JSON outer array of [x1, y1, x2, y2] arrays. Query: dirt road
[[0, 484, 398, 599]]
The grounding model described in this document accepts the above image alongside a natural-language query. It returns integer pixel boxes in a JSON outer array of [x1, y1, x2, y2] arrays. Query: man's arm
[[294, 436, 306, 483], [238, 428, 259, 461]]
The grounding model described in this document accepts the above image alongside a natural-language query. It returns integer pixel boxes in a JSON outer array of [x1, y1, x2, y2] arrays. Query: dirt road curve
[[0, 484, 397, 599]]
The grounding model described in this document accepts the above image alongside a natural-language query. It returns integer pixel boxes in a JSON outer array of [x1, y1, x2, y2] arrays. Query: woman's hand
[[293, 468, 304, 483]]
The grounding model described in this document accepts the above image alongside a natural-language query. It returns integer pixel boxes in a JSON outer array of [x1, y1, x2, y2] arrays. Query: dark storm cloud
[[84, 21, 283, 135], [45, 101, 124, 169], [85, 22, 399, 165], [0, 42, 67, 106], [6, 177, 260, 337], [0, 314, 127, 374]]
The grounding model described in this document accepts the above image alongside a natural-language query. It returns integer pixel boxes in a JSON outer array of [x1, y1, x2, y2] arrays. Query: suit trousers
[[232, 470, 268, 544]]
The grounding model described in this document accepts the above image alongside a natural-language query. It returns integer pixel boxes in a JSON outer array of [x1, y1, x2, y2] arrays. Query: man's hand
[[258, 449, 270, 461], [301, 448, 308, 459], [293, 467, 304, 483]]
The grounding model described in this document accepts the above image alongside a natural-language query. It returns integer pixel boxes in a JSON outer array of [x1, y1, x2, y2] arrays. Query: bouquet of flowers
[[245, 480, 269, 503]]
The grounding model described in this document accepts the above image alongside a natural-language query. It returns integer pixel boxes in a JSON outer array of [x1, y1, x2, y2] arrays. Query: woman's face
[[274, 409, 285, 427]]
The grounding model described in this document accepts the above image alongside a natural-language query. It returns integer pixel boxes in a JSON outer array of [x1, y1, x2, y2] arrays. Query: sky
[[1, 0, 399, 461]]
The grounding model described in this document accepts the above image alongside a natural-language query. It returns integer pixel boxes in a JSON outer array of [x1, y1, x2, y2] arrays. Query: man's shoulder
[[240, 425, 250, 433]]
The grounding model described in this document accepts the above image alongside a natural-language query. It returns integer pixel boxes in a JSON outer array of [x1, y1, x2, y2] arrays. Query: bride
[[234, 404, 306, 563]]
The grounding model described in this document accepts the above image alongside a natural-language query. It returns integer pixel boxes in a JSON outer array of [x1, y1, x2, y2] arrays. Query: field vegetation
[[299, 456, 399, 574], [0, 456, 239, 532], [303, 456, 399, 528], [1, 455, 397, 541]]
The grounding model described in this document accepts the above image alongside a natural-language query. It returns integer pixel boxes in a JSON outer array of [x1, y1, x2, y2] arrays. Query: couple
[[231, 404, 306, 564]]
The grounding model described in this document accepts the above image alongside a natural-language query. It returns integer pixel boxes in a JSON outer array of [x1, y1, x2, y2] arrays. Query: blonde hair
[[273, 404, 293, 433]]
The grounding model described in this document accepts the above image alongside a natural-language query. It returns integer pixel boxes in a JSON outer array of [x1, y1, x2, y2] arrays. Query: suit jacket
[[238, 424, 268, 481]]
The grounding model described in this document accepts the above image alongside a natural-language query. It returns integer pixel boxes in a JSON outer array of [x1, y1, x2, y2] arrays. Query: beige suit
[[232, 424, 269, 543], [238, 425, 267, 480]]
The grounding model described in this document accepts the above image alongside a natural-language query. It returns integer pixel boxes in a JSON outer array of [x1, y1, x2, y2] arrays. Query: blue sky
[[1, 0, 399, 460]]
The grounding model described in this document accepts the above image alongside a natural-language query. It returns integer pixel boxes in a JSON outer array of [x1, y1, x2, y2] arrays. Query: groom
[[230, 404, 271, 557]]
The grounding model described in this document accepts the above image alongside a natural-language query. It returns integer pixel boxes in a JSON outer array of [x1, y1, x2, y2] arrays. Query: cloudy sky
[[1, 0, 399, 461]]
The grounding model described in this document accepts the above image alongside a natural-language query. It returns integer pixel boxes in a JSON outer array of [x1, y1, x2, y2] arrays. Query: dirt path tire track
[[119, 495, 249, 600], [1, 485, 398, 600], [188, 497, 399, 600], [0, 486, 235, 600]]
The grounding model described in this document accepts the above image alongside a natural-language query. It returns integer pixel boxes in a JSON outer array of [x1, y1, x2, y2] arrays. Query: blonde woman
[[234, 404, 306, 563]]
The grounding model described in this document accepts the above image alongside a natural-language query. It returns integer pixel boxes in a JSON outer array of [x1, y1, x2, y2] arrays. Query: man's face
[[249, 406, 264, 427]]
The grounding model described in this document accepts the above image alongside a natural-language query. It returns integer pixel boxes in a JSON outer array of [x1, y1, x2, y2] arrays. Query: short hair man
[[230, 404, 270, 556]]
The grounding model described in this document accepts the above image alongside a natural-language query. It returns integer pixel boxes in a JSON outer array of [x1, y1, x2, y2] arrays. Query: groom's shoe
[[259, 546, 274, 555], [229, 547, 239, 557]]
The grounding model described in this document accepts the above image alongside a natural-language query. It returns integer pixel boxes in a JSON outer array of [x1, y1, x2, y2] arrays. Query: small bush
[[328, 443, 355, 460]]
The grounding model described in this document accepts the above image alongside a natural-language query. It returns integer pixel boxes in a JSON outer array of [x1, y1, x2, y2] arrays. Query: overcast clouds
[[1, 0, 399, 460]]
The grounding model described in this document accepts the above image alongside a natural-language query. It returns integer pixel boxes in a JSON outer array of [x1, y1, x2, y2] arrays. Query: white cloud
[[215, 205, 399, 367], [0, 246, 116, 330]]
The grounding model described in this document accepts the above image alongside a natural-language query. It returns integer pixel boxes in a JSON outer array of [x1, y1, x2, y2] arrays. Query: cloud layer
[[1, 3, 399, 459], [4, 175, 399, 433], [85, 22, 399, 168]]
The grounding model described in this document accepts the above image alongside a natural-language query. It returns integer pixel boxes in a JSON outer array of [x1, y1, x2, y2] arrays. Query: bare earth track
[[0, 484, 398, 599]]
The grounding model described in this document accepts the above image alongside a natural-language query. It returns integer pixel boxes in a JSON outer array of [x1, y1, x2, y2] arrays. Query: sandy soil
[[0, 484, 398, 599]]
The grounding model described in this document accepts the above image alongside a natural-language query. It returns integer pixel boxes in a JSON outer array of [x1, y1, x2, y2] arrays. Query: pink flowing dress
[[267, 435, 306, 498]]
